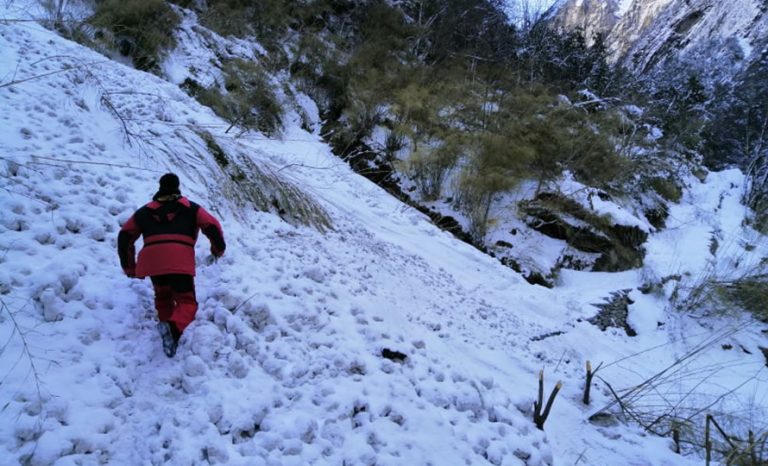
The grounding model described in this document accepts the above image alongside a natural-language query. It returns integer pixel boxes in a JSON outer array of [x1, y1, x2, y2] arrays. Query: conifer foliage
[[91, 0, 180, 70]]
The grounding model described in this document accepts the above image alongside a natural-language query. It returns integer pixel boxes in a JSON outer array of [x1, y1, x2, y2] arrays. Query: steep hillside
[[1, 2, 767, 466], [1, 13, 553, 464]]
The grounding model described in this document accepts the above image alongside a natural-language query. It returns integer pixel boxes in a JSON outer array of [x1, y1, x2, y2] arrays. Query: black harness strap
[[135, 200, 200, 240]]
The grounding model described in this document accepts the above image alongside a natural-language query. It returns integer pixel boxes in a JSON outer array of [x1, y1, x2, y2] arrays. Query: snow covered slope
[[0, 3, 766, 466]]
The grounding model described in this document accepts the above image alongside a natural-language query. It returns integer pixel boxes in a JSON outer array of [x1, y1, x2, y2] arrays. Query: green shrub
[[455, 169, 496, 241], [405, 139, 461, 201], [391, 78, 467, 200], [648, 176, 683, 203], [198, 0, 291, 50], [524, 103, 634, 191], [455, 131, 533, 240], [477, 89, 635, 194], [91, 0, 180, 71], [566, 115, 634, 189], [378, 81, 637, 239], [196, 59, 283, 136]]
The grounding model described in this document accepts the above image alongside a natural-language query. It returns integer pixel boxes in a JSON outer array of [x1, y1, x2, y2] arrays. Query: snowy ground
[[1, 4, 766, 466]]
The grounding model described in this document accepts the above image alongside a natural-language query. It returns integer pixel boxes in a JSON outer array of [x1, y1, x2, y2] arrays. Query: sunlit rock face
[[552, 0, 621, 46], [606, 0, 675, 65], [555, 0, 768, 78], [614, 0, 767, 76]]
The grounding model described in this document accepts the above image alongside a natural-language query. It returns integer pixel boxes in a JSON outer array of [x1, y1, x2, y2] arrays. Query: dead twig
[[533, 369, 562, 430], [0, 297, 44, 408], [583, 360, 603, 405], [9, 155, 161, 172]]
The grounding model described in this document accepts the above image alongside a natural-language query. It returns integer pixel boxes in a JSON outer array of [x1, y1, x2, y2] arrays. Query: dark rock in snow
[[382, 348, 407, 363], [588, 289, 637, 337], [589, 411, 620, 427], [530, 331, 566, 342]]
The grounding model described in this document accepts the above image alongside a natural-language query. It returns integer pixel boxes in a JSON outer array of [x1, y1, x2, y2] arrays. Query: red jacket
[[118, 197, 225, 278]]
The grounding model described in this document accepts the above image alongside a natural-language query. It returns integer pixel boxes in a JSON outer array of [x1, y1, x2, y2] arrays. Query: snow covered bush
[[404, 139, 461, 202]]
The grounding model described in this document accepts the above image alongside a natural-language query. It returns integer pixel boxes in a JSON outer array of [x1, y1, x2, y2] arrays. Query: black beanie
[[155, 173, 181, 199]]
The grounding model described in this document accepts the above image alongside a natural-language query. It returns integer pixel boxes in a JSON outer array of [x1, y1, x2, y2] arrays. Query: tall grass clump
[[195, 131, 331, 231]]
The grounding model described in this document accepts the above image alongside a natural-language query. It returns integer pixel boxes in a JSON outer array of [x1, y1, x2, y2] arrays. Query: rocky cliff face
[[555, 0, 768, 80], [616, 0, 767, 78], [607, 0, 674, 65], [552, 0, 621, 46]]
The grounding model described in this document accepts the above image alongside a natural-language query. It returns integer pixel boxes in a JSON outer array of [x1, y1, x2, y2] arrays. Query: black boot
[[157, 321, 179, 357]]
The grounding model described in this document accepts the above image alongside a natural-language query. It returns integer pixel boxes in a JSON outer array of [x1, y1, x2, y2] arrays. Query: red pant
[[150, 274, 197, 333]]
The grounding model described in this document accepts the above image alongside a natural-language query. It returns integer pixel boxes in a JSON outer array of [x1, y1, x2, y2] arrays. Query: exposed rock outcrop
[[554, 0, 768, 79], [552, 0, 621, 47], [519, 192, 647, 272], [589, 289, 638, 336], [616, 0, 766, 76]]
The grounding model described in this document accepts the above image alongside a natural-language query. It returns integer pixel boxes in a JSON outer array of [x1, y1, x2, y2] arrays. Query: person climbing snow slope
[[117, 173, 226, 357]]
